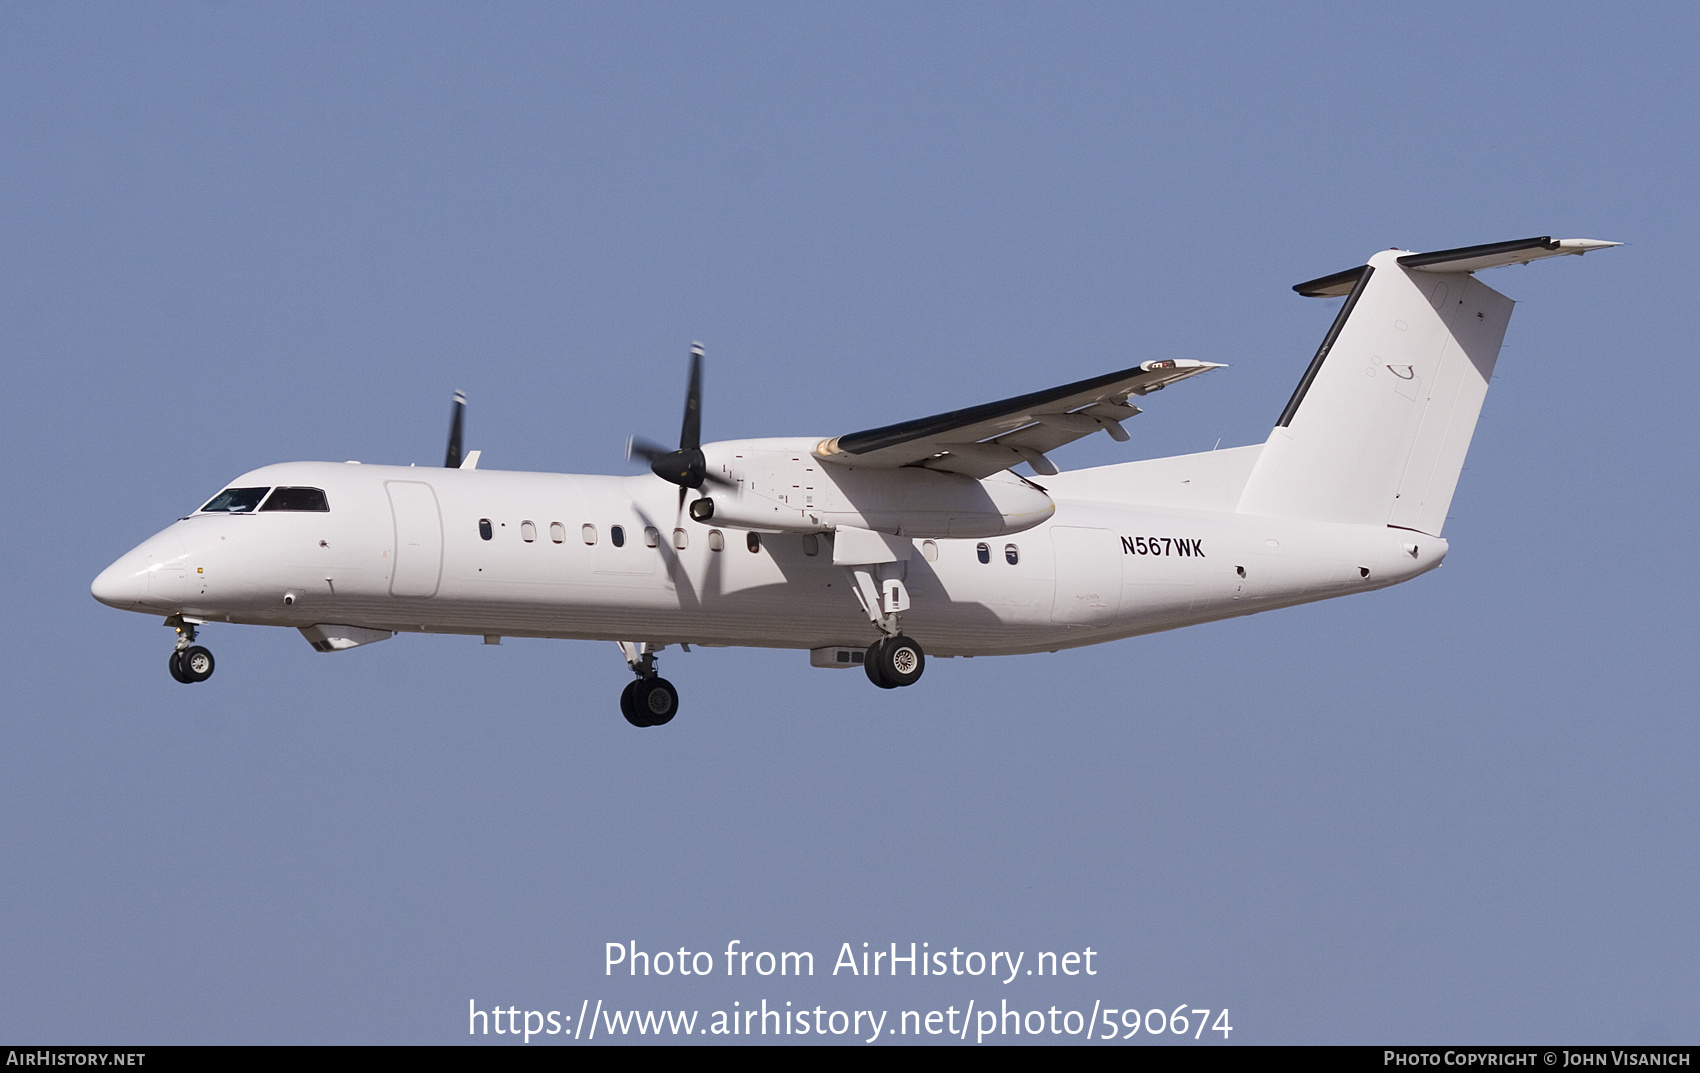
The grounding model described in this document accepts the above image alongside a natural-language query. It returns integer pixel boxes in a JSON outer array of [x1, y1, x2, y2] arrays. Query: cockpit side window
[[200, 487, 270, 513], [259, 487, 330, 512]]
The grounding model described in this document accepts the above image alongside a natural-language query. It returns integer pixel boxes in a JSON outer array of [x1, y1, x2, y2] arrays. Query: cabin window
[[259, 487, 330, 512], [582, 524, 597, 545], [976, 542, 990, 564], [921, 539, 938, 562], [644, 526, 660, 548], [200, 487, 269, 513], [521, 521, 536, 543], [611, 525, 626, 548], [802, 534, 819, 557], [708, 529, 724, 552], [746, 531, 761, 553], [1005, 543, 1019, 565], [550, 522, 565, 543], [673, 528, 688, 550], [478, 518, 493, 541]]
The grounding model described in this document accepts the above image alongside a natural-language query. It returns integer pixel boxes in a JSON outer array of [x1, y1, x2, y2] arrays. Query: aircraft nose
[[91, 550, 150, 610]]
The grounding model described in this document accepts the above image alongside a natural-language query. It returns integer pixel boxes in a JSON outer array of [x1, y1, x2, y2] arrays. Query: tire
[[168, 650, 192, 684], [620, 680, 648, 727], [636, 677, 679, 726], [181, 645, 215, 682], [875, 635, 924, 688], [864, 638, 896, 689]]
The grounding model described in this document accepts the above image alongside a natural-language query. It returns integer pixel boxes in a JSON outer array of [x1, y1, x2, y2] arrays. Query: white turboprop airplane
[[92, 236, 1616, 726]]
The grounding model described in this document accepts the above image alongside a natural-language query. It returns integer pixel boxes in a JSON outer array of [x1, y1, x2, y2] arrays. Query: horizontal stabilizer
[[1295, 237, 1620, 296]]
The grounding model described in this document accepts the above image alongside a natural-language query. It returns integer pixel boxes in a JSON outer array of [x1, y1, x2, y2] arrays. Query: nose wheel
[[168, 645, 215, 684], [616, 641, 679, 727], [165, 619, 215, 683]]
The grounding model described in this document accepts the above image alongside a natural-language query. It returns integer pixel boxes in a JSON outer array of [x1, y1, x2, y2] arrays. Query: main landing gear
[[846, 562, 926, 690], [165, 618, 215, 684], [617, 641, 679, 727], [864, 634, 925, 689]]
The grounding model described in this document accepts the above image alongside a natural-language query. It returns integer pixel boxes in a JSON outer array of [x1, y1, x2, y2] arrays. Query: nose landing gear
[[169, 646, 215, 683], [616, 641, 678, 727], [165, 618, 215, 684]]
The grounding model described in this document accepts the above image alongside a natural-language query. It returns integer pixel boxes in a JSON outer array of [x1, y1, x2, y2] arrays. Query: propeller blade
[[679, 343, 703, 451], [444, 390, 466, 468], [628, 344, 719, 491], [627, 344, 742, 492], [626, 436, 672, 464]]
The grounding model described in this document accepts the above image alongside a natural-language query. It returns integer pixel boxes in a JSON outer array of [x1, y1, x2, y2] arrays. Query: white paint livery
[[92, 236, 1617, 724]]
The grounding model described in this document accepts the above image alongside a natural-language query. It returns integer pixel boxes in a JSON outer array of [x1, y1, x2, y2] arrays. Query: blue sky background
[[2, 3, 1694, 1044]]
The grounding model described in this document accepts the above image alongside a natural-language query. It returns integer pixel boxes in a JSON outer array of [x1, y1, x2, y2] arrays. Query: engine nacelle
[[694, 439, 1055, 538]]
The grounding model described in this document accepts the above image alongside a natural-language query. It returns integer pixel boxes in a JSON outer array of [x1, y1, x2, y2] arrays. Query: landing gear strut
[[847, 561, 926, 689], [616, 641, 679, 727], [166, 618, 214, 684]]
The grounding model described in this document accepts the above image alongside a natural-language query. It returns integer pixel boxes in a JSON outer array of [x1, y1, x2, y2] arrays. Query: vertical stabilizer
[[1236, 238, 1615, 535]]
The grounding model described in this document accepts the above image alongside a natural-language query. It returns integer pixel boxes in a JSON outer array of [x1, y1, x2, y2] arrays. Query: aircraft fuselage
[[92, 455, 1443, 659]]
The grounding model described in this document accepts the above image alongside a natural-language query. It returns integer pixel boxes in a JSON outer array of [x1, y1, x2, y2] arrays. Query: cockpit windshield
[[199, 487, 270, 513], [259, 487, 330, 512]]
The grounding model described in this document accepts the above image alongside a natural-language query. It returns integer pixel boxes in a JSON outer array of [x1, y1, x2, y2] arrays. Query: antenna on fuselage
[[445, 390, 466, 468]]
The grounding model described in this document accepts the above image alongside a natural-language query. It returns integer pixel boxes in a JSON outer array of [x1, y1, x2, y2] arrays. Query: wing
[[814, 359, 1223, 478]]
